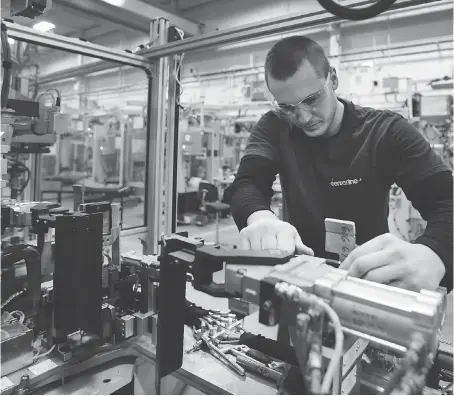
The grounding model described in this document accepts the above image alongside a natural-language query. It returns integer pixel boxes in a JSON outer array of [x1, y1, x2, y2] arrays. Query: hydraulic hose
[[317, 0, 397, 21], [1, 21, 12, 109], [1, 245, 42, 318]]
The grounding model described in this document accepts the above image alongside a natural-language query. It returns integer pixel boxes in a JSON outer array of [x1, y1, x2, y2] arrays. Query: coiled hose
[[317, 0, 397, 21]]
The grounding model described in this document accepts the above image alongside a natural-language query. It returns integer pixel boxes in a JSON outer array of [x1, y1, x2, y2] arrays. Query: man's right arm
[[230, 155, 278, 230], [229, 111, 282, 230], [229, 112, 314, 255]]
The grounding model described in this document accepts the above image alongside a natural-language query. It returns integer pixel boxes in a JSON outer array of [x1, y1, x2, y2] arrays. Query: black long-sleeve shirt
[[229, 99, 453, 291]]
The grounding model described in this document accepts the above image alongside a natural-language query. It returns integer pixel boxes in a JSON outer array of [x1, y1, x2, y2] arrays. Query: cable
[[36, 91, 55, 104], [275, 284, 344, 395], [9, 310, 25, 324], [1, 289, 26, 310], [317, 299, 343, 395], [1, 21, 12, 109], [173, 27, 185, 110], [317, 0, 397, 21], [7, 158, 31, 195], [33, 344, 56, 362], [46, 88, 61, 107], [176, 54, 185, 109]]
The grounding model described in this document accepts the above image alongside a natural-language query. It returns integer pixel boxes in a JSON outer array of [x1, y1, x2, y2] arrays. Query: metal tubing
[[342, 327, 406, 354], [3, 21, 149, 69], [138, 0, 439, 60]]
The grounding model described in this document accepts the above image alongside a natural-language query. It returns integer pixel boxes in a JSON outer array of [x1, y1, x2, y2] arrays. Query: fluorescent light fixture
[[101, 0, 126, 6], [33, 21, 55, 32], [7, 38, 15, 45]]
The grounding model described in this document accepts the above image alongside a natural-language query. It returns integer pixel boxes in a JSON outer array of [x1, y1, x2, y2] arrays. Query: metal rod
[[342, 327, 406, 354], [3, 21, 149, 69], [138, 0, 439, 60]]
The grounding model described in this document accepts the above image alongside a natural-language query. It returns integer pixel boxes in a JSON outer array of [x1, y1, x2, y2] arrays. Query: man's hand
[[339, 233, 445, 292], [240, 211, 314, 256]]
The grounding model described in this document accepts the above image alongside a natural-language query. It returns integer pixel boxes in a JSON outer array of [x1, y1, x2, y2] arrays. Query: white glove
[[239, 211, 314, 256]]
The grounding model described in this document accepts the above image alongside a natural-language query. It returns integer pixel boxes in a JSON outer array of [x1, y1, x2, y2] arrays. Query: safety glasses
[[272, 72, 331, 116]]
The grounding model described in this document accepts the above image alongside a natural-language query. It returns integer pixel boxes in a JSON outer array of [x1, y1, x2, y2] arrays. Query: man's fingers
[[262, 233, 278, 250], [361, 264, 407, 284], [276, 231, 296, 254], [239, 235, 251, 250], [294, 234, 314, 256], [388, 280, 411, 291], [347, 249, 394, 278], [340, 233, 393, 270], [249, 232, 263, 250]]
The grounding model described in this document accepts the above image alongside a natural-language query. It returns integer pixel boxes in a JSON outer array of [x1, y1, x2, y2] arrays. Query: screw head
[[262, 300, 272, 311]]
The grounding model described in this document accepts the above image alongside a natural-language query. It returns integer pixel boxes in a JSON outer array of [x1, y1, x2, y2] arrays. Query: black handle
[[199, 282, 232, 298], [240, 332, 298, 366], [246, 348, 273, 364], [197, 246, 292, 265]]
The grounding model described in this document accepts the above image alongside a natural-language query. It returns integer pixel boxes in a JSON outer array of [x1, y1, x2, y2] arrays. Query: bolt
[[263, 300, 272, 311], [236, 268, 247, 275]]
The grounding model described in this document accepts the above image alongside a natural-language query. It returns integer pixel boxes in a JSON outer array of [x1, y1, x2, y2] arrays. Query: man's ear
[[330, 67, 339, 90]]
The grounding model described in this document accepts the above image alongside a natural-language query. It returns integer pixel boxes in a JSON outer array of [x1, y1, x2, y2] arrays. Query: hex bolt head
[[263, 300, 272, 311]]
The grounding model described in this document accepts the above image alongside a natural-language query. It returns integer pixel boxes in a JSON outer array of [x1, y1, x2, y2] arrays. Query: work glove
[[239, 211, 314, 256]]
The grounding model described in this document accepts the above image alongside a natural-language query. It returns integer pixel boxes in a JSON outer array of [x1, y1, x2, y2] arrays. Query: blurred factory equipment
[[195, 181, 230, 245], [1, 0, 51, 19]]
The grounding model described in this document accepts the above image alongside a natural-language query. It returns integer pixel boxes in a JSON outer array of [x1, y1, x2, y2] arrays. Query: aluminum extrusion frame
[[3, 21, 150, 69], [138, 0, 440, 60]]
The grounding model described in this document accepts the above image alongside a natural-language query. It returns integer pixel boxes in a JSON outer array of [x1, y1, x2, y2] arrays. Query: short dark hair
[[264, 36, 330, 84]]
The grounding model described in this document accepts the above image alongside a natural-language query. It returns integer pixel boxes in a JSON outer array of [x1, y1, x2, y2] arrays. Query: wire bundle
[[274, 283, 344, 395]]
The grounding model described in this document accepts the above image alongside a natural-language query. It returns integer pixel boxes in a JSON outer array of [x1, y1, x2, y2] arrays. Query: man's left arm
[[341, 117, 453, 292]]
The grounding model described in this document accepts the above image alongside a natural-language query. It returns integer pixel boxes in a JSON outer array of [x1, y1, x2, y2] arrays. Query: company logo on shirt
[[330, 178, 362, 187]]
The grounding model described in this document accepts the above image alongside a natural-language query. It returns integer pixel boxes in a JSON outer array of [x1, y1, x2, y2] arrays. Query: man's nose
[[295, 107, 312, 123]]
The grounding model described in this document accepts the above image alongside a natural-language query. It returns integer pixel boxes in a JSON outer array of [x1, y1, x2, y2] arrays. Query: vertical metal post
[[119, 116, 125, 186], [145, 18, 170, 255], [55, 135, 61, 175], [28, 153, 42, 201], [166, 51, 179, 234], [328, 23, 341, 72]]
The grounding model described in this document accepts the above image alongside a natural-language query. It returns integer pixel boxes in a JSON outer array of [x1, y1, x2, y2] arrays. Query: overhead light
[[33, 21, 55, 32], [7, 38, 15, 45], [101, 0, 126, 6]]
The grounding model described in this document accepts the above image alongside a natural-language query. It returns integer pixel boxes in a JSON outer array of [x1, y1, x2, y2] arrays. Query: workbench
[[0, 281, 279, 395], [2, 283, 452, 395]]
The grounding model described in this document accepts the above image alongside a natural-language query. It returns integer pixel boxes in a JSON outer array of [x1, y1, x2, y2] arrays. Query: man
[[229, 36, 453, 292]]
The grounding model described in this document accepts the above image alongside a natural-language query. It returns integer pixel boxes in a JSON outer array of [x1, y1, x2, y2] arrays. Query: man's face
[[267, 62, 338, 138]]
